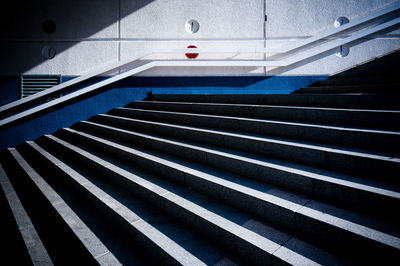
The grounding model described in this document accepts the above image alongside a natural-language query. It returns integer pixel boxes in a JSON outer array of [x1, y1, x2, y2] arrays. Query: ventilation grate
[[21, 75, 61, 100]]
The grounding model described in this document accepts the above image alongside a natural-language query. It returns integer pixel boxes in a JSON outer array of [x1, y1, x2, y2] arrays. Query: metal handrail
[[0, 2, 399, 129]]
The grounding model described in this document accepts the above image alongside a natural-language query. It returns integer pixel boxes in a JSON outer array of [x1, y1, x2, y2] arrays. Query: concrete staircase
[[1, 54, 400, 265]]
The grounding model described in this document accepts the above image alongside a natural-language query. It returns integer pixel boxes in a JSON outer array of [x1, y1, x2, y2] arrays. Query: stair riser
[[13, 145, 126, 265], [2, 49, 400, 265], [40, 134, 273, 265], [356, 59, 398, 71], [20, 142, 142, 227], [295, 213, 400, 259], [128, 102, 400, 131], [374, 54, 400, 64], [336, 69, 398, 79], [0, 151, 100, 265], [71, 122, 400, 221], [55, 127, 400, 257], [297, 85, 400, 94], [151, 94, 400, 110], [0, 163, 52, 265], [70, 125, 299, 230], [90, 115, 400, 182], [27, 138, 203, 265], [111, 108, 400, 154], [315, 77, 400, 86]]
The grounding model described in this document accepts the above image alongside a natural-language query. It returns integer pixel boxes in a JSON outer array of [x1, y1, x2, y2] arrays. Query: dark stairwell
[[1, 51, 400, 265]]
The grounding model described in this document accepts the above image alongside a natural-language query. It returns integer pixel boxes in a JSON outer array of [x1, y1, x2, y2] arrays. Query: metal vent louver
[[21, 75, 61, 100]]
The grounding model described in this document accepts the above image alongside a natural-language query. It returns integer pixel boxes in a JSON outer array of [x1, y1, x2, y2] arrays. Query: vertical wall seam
[[118, 0, 121, 74], [118, 0, 121, 62], [263, 0, 267, 76]]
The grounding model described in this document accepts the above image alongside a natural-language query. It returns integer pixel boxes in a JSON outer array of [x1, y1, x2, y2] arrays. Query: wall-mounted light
[[336, 45, 350, 58], [41, 46, 56, 59], [334, 17, 349, 28], [185, 20, 200, 34], [334, 17, 350, 57]]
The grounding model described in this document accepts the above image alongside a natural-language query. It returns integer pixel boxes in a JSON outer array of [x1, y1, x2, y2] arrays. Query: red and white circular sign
[[185, 45, 199, 59]]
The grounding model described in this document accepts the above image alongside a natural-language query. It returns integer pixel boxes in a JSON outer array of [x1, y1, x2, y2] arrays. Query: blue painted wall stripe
[[0, 86, 151, 151], [0, 75, 327, 151]]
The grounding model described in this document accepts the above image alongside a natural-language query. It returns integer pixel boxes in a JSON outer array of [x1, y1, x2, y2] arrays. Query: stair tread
[[44, 133, 359, 265], [0, 162, 52, 265], [307, 83, 400, 88], [120, 107, 400, 136], [149, 94, 400, 110], [335, 70, 398, 78], [138, 100, 400, 114], [314, 81, 400, 85], [116, 107, 400, 156], [110, 153, 356, 266], [3, 49, 400, 264], [79, 126, 400, 239], [59, 126, 400, 246], [71, 119, 399, 230], [113, 106, 400, 155], [43, 134, 307, 265], [27, 140, 208, 266], [6, 148, 122, 265], [98, 113, 400, 164], [131, 100, 400, 131], [75, 120, 400, 197]]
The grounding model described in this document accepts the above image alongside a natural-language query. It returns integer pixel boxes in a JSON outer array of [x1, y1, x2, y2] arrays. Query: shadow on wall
[[0, 0, 154, 75], [0, 77, 20, 106]]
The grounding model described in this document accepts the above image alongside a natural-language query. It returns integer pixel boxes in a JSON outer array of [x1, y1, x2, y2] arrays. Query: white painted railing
[[0, 2, 399, 129]]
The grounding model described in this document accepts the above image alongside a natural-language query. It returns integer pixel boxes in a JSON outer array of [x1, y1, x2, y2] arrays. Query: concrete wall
[[265, 0, 400, 75], [0, 0, 399, 76]]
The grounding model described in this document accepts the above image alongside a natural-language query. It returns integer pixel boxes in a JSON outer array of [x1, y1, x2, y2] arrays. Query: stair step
[[365, 52, 400, 67], [2, 49, 400, 264], [110, 107, 400, 154], [129, 101, 400, 131], [46, 128, 400, 262], [355, 53, 399, 72], [150, 94, 400, 110], [38, 133, 328, 265], [0, 163, 52, 265], [334, 69, 397, 79], [373, 52, 400, 63], [36, 141, 243, 265], [68, 121, 400, 218], [2, 148, 120, 265], [297, 84, 400, 94], [21, 141, 210, 266], [314, 77, 400, 87], [87, 113, 400, 182]]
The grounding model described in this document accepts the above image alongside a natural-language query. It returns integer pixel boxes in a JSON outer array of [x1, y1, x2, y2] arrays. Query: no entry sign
[[185, 45, 199, 59]]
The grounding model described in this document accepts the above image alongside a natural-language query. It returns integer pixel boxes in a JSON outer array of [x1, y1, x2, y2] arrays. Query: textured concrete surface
[[121, 0, 263, 39], [151, 93, 400, 109], [0, 162, 52, 265], [0, 41, 119, 75], [0, 0, 399, 75], [88, 112, 400, 180], [128, 101, 400, 130], [266, 0, 399, 37], [77, 116, 400, 217]]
